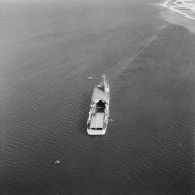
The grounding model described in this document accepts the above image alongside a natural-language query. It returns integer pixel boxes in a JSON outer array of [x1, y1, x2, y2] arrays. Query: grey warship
[[87, 74, 110, 135]]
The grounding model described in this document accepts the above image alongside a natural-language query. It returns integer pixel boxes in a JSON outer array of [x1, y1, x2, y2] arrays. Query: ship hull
[[87, 75, 110, 136]]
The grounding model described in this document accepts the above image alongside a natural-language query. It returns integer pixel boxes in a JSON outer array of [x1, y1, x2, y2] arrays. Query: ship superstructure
[[87, 74, 110, 135]]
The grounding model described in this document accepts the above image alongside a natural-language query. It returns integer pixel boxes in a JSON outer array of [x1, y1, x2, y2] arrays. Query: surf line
[[160, 0, 195, 20]]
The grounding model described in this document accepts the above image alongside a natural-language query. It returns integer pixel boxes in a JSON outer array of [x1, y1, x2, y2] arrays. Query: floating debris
[[88, 76, 93, 80], [54, 160, 60, 164]]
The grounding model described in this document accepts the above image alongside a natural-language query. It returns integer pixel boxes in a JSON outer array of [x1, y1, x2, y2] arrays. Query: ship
[[87, 74, 110, 135]]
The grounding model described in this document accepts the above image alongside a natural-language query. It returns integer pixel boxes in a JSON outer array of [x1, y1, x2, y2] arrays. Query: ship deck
[[90, 113, 104, 129], [92, 87, 109, 103]]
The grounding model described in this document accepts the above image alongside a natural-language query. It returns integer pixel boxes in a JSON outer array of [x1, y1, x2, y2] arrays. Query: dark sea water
[[0, 0, 194, 194]]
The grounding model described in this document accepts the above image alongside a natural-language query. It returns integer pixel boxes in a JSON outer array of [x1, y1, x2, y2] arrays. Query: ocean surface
[[0, 0, 194, 194]]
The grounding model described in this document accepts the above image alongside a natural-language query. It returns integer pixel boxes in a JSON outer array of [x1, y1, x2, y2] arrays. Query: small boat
[[87, 74, 110, 135]]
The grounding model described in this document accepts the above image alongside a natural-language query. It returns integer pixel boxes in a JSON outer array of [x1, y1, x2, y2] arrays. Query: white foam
[[160, 0, 195, 20]]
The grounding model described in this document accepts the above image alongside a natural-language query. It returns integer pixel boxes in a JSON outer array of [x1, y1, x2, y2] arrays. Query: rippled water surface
[[0, 0, 194, 194]]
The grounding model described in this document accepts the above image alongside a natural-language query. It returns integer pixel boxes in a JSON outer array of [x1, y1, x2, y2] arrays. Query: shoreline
[[160, 0, 195, 20]]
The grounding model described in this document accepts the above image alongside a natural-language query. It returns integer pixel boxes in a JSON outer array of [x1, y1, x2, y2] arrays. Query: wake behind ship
[[87, 74, 110, 135]]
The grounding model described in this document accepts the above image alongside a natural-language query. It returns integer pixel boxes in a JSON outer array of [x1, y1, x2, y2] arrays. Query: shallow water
[[0, 0, 194, 194]]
